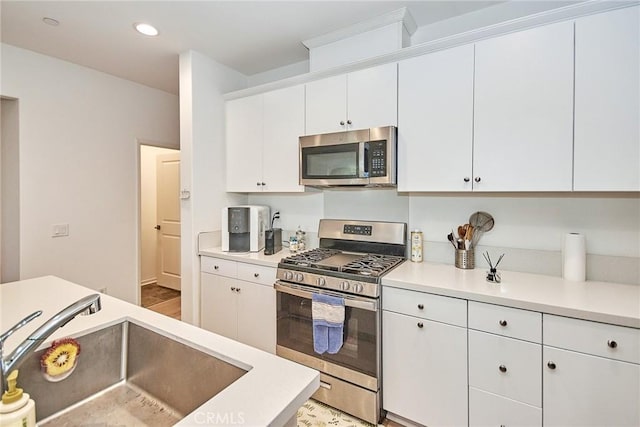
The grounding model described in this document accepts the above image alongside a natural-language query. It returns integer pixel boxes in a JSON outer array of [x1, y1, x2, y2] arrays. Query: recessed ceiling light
[[134, 22, 159, 37], [43, 17, 59, 26]]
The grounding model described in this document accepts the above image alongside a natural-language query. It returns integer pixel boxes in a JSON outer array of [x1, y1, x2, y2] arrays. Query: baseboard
[[140, 278, 157, 287]]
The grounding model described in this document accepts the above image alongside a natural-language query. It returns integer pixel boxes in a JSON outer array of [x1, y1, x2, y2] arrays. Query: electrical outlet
[[51, 223, 69, 237]]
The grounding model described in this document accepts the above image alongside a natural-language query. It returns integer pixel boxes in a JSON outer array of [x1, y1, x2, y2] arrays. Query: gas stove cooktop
[[276, 219, 407, 298]]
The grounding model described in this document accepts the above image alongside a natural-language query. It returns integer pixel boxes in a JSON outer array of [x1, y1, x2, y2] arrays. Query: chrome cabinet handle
[[499, 320, 508, 327], [608, 340, 618, 349], [474, 177, 481, 183], [499, 365, 507, 373], [463, 177, 470, 182], [547, 361, 556, 370], [417, 304, 424, 310], [417, 322, 424, 328]]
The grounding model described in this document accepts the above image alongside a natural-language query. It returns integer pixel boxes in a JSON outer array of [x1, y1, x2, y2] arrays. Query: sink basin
[[17, 321, 247, 426]]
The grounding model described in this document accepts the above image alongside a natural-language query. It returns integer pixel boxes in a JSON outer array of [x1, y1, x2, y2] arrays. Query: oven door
[[275, 281, 380, 391]]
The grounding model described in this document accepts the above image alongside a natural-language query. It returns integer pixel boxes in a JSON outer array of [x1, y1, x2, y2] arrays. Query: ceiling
[[1, 1, 546, 95]]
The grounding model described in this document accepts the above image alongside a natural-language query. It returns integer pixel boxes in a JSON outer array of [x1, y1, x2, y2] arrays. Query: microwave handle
[[360, 142, 369, 178]]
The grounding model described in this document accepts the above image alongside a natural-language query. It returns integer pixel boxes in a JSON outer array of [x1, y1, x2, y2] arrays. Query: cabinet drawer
[[383, 287, 467, 327], [237, 263, 276, 286], [469, 330, 542, 407], [543, 314, 640, 364], [200, 256, 237, 278], [469, 301, 541, 343], [470, 387, 542, 427]]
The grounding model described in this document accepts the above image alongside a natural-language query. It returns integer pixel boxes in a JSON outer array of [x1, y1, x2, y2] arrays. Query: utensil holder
[[455, 249, 475, 269]]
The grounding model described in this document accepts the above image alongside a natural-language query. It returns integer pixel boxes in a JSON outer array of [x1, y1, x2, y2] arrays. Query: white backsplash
[[246, 191, 640, 285]]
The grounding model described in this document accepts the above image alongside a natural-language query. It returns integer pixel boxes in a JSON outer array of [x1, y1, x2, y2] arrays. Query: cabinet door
[[305, 74, 347, 135], [543, 346, 640, 427], [200, 273, 238, 340], [262, 85, 305, 192], [236, 281, 276, 354], [383, 311, 468, 427], [226, 94, 264, 192], [347, 62, 398, 130], [398, 45, 474, 191], [474, 21, 574, 191], [574, 6, 640, 191]]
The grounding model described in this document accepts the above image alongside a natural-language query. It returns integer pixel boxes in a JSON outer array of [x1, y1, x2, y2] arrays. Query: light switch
[[52, 223, 69, 237]]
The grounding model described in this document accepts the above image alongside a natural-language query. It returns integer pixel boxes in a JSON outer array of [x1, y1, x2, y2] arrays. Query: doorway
[[1, 97, 20, 284], [139, 143, 181, 319]]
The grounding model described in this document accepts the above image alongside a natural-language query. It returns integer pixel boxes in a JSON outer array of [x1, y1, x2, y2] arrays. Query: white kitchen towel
[[312, 293, 345, 354], [563, 232, 586, 281]]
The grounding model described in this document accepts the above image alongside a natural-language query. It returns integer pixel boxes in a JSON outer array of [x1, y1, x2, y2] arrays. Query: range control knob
[[341, 281, 351, 291], [295, 273, 304, 282], [284, 271, 293, 280], [353, 283, 364, 293], [317, 277, 326, 287]]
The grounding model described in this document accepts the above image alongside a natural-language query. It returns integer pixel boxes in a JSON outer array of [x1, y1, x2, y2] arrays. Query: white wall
[[1, 97, 20, 283], [0, 44, 179, 302], [179, 50, 247, 325], [140, 144, 178, 286]]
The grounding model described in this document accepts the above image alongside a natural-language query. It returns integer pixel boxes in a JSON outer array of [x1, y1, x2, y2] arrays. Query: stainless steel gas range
[[275, 219, 407, 424]]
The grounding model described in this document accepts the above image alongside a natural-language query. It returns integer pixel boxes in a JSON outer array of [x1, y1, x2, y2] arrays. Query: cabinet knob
[[547, 361, 557, 370], [607, 340, 618, 349], [417, 322, 424, 329], [230, 287, 236, 292], [254, 273, 260, 278], [499, 365, 507, 373], [417, 304, 424, 310], [256, 182, 261, 186], [340, 121, 345, 126], [236, 287, 241, 293], [261, 182, 266, 186], [474, 176, 481, 183], [214, 265, 219, 270], [463, 177, 470, 183], [347, 119, 352, 125], [499, 319, 508, 327]]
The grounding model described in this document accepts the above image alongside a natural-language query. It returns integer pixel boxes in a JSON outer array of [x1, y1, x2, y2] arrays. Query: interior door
[[156, 152, 181, 290]]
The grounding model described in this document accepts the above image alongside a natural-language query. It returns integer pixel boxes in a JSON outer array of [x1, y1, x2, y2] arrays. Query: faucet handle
[[0, 311, 43, 344]]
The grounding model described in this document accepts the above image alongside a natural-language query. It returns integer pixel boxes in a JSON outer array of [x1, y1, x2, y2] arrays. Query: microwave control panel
[[368, 140, 387, 177]]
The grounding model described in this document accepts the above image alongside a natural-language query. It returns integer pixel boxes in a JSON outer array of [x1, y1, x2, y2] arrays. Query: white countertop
[[0, 276, 319, 426], [199, 247, 284, 268], [383, 262, 640, 328]]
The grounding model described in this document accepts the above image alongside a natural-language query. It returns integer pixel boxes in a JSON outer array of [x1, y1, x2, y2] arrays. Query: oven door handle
[[274, 282, 378, 312]]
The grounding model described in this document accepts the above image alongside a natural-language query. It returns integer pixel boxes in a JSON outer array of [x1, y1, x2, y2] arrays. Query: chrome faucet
[[0, 293, 101, 394]]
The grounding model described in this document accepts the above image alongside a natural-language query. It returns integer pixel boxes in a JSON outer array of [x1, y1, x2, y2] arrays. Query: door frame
[[135, 139, 179, 306]]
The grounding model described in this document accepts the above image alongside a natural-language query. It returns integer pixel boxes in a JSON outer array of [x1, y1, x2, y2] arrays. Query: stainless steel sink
[[17, 321, 247, 426]]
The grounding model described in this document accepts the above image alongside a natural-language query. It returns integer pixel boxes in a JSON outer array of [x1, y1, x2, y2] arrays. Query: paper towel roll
[[563, 233, 586, 282]]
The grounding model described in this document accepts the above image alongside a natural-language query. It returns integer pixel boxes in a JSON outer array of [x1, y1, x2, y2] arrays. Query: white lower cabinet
[[382, 287, 468, 427], [469, 387, 541, 427], [543, 315, 640, 427], [200, 256, 276, 353]]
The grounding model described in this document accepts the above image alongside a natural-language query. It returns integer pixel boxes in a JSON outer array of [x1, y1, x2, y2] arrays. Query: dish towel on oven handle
[[312, 293, 345, 354]]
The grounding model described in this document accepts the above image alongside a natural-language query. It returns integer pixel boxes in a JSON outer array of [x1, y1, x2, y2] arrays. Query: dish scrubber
[[0, 370, 36, 427], [40, 337, 81, 382]]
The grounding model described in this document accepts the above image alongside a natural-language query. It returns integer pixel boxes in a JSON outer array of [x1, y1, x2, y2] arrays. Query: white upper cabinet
[[226, 94, 263, 192], [262, 85, 306, 192], [474, 21, 574, 191], [305, 62, 397, 135], [398, 44, 475, 192], [226, 85, 305, 192], [574, 6, 640, 191]]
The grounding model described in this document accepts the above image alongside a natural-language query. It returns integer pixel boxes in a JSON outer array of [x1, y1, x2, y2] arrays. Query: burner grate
[[280, 248, 340, 267], [341, 254, 405, 277]]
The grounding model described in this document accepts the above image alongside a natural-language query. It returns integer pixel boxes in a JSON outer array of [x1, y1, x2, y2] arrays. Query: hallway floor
[[141, 283, 181, 320]]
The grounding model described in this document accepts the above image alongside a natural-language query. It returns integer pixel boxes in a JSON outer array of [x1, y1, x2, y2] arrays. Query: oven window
[[277, 291, 377, 378], [302, 144, 359, 179]]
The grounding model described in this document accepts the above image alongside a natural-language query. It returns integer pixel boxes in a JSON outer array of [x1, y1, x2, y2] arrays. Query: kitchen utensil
[[457, 225, 466, 240], [447, 231, 457, 249], [469, 212, 494, 248], [455, 248, 475, 269]]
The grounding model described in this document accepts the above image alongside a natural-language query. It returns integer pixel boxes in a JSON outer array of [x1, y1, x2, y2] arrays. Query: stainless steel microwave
[[299, 126, 397, 187]]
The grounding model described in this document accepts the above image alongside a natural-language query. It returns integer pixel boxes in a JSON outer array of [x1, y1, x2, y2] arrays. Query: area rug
[[297, 399, 379, 427]]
